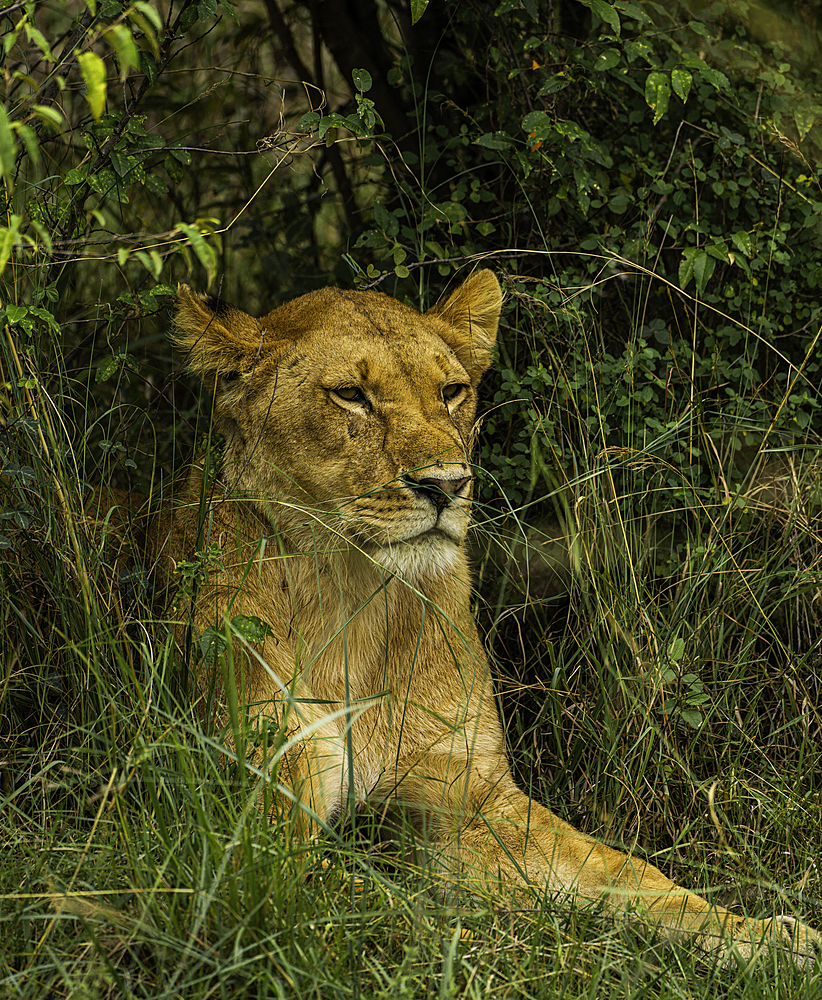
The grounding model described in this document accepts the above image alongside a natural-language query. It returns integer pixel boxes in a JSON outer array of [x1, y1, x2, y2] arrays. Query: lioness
[[150, 270, 818, 963]]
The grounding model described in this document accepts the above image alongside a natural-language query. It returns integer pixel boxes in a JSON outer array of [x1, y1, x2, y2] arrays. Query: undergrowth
[[2, 1, 822, 997]]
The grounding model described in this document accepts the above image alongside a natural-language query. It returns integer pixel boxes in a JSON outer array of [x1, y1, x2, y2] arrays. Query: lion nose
[[403, 473, 471, 511]]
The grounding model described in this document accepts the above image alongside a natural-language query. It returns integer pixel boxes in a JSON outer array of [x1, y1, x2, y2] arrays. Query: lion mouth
[[344, 498, 470, 553], [357, 526, 455, 551]]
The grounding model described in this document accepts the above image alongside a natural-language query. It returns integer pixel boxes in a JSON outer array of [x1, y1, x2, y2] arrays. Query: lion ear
[[427, 270, 502, 384], [173, 284, 268, 381]]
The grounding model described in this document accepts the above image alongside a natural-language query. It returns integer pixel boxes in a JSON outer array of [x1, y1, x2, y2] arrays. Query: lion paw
[[710, 914, 820, 967], [769, 915, 820, 966]]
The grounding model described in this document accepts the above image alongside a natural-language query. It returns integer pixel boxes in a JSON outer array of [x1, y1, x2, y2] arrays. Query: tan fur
[[149, 271, 818, 963]]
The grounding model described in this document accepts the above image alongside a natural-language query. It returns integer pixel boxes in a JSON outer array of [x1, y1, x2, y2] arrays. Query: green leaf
[[140, 51, 157, 85], [678, 247, 696, 290], [135, 249, 162, 279], [410, 0, 429, 24], [679, 708, 703, 729], [590, 0, 620, 36], [178, 5, 198, 31], [373, 201, 393, 230], [352, 68, 372, 93], [1, 504, 34, 530], [164, 155, 184, 183], [176, 221, 217, 286], [624, 37, 653, 63], [11, 509, 30, 530], [144, 172, 168, 196], [537, 77, 571, 97], [671, 68, 691, 102], [297, 111, 320, 131], [594, 48, 621, 72], [2, 464, 36, 482], [133, 0, 163, 31], [318, 114, 347, 139], [217, 0, 240, 24], [613, 1, 649, 21], [6, 303, 27, 324], [24, 23, 53, 62], [110, 148, 138, 177], [13, 124, 39, 171], [28, 305, 60, 335], [667, 637, 686, 663], [431, 201, 466, 224], [794, 104, 817, 139], [693, 251, 715, 296], [731, 230, 752, 258], [355, 94, 376, 132], [687, 20, 713, 38], [32, 104, 64, 131], [108, 24, 140, 79], [96, 356, 120, 382], [645, 70, 670, 125], [89, 166, 128, 203], [127, 8, 159, 57], [679, 247, 717, 294], [0, 105, 17, 185], [3, 21, 21, 56], [705, 242, 729, 263], [78, 51, 108, 121], [394, 264, 410, 278], [199, 626, 228, 668], [699, 65, 729, 92], [521, 110, 553, 141], [475, 131, 515, 149], [230, 614, 273, 644]]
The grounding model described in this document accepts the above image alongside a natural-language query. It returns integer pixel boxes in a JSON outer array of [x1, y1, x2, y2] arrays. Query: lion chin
[[145, 268, 819, 968], [361, 530, 463, 580]]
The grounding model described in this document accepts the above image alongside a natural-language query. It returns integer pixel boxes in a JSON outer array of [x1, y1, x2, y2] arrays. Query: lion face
[[173, 271, 502, 575]]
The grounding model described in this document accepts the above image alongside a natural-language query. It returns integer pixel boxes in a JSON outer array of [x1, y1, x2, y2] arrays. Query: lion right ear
[[174, 284, 269, 381]]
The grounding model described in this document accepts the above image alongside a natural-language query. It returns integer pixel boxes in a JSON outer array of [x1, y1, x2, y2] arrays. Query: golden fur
[[148, 270, 818, 963]]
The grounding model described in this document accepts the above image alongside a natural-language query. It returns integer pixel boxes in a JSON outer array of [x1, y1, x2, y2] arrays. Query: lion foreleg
[[389, 758, 819, 963], [459, 785, 818, 962]]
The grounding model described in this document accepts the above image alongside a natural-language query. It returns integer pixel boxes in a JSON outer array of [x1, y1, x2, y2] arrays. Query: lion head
[[173, 270, 502, 578]]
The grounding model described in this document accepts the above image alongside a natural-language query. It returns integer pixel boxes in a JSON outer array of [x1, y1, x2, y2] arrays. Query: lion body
[[147, 271, 817, 962]]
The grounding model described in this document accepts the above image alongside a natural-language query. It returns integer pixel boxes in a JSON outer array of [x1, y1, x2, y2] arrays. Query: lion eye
[[442, 384, 467, 404], [332, 386, 366, 404]]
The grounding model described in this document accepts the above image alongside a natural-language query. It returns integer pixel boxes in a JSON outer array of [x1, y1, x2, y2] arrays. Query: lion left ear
[[174, 284, 281, 385], [426, 270, 502, 384]]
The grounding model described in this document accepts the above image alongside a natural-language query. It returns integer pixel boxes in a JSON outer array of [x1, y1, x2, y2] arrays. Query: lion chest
[[292, 588, 488, 750]]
